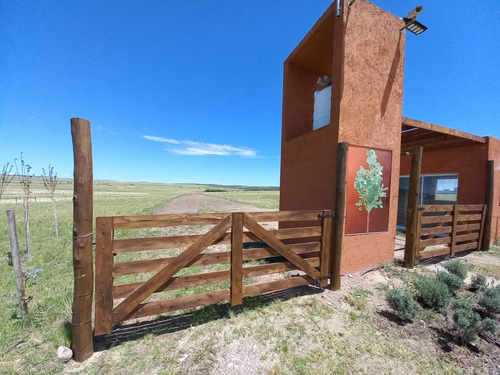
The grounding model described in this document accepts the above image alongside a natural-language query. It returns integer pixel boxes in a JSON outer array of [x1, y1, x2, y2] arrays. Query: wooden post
[[6, 210, 29, 316], [94, 216, 114, 336], [319, 213, 333, 288], [404, 146, 423, 268], [480, 160, 494, 250], [450, 205, 459, 257], [71, 118, 94, 362], [230, 213, 244, 306], [331, 142, 348, 291]]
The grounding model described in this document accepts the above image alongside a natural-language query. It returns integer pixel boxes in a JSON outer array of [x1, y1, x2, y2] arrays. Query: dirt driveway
[[156, 193, 273, 215]]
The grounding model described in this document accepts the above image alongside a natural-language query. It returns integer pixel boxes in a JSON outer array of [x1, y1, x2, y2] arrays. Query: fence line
[[94, 209, 333, 335], [416, 204, 486, 260]]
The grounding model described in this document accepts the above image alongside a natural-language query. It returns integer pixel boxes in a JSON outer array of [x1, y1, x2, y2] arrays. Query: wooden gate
[[94, 210, 334, 335], [410, 204, 487, 262]]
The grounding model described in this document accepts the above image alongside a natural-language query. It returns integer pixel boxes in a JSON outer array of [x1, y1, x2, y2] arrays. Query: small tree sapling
[[41, 165, 59, 236], [14, 153, 34, 256], [0, 162, 15, 200]]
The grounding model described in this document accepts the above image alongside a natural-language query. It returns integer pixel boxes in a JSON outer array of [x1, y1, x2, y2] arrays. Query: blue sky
[[1, 1, 499, 186]]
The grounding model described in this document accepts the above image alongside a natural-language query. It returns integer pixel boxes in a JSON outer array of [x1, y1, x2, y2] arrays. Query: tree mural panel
[[346, 146, 392, 234]]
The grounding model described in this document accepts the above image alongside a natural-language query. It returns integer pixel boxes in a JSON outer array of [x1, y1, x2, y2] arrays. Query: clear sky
[[1, 1, 499, 186]]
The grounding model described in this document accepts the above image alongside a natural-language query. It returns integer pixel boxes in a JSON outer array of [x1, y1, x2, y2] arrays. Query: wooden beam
[[450, 205, 459, 257], [94, 217, 114, 336], [70, 118, 94, 362], [481, 160, 494, 250], [402, 117, 486, 143], [404, 146, 423, 268], [331, 142, 348, 290], [243, 214, 321, 280], [112, 214, 232, 325], [230, 213, 244, 306], [319, 214, 333, 287]]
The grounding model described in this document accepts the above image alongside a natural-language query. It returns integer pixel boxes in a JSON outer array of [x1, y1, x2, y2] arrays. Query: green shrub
[[470, 274, 487, 291], [386, 289, 421, 322], [479, 317, 499, 335], [414, 277, 451, 312], [452, 299, 499, 344], [443, 259, 468, 280], [479, 286, 500, 316], [452, 299, 482, 343], [437, 271, 464, 294]]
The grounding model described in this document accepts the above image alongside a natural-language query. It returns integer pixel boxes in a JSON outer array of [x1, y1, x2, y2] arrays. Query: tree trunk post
[[52, 199, 59, 236], [480, 160, 494, 250], [331, 142, 348, 291], [23, 198, 31, 256], [71, 118, 94, 362], [404, 146, 423, 268], [6, 209, 29, 316]]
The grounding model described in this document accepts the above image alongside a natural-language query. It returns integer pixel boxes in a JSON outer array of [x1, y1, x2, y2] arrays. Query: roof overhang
[[401, 117, 487, 152]]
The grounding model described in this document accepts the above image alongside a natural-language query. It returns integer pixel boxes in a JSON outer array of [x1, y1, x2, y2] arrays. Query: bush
[[479, 317, 499, 335], [443, 259, 468, 280], [386, 289, 421, 322], [437, 271, 464, 294], [479, 286, 500, 316], [452, 299, 499, 344], [452, 299, 482, 343], [414, 277, 451, 312], [470, 274, 487, 291]]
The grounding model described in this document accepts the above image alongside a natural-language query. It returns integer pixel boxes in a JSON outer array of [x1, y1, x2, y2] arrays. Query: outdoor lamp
[[400, 5, 427, 35]]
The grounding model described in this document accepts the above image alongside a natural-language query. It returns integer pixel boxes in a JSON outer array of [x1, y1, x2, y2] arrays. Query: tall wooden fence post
[[230, 213, 244, 306], [6, 210, 29, 316], [331, 142, 348, 291], [404, 146, 423, 268], [71, 118, 94, 362], [480, 160, 494, 250]]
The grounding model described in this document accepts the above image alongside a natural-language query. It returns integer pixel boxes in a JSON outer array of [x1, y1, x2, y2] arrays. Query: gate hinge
[[318, 212, 336, 219]]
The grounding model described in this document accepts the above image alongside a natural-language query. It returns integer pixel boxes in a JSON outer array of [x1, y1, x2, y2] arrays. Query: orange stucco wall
[[280, 0, 405, 274], [400, 138, 500, 243], [337, 1, 405, 273], [279, 4, 340, 212], [400, 143, 488, 204]]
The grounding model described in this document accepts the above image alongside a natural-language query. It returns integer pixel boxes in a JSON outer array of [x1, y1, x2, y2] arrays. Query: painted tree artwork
[[354, 149, 388, 213], [346, 146, 392, 234]]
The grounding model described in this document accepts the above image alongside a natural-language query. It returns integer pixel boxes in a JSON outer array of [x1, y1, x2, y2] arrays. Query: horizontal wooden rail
[[113, 258, 320, 299], [416, 204, 486, 261], [127, 275, 312, 321], [94, 209, 333, 334], [113, 226, 321, 253], [113, 210, 325, 230], [113, 243, 320, 276]]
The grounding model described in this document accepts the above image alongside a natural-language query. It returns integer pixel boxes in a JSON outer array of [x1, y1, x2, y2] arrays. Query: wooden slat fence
[[94, 210, 333, 335], [416, 204, 486, 261]]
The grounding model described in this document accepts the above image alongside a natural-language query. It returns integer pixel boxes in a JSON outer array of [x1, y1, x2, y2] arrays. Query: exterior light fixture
[[348, 0, 356, 9], [317, 75, 332, 87], [400, 5, 427, 35]]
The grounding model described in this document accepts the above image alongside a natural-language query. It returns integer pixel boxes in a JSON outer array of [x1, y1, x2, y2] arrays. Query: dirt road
[[156, 193, 272, 214]]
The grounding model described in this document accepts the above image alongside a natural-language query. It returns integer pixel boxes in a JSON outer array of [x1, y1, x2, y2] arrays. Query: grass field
[[0, 180, 264, 374], [1, 179, 498, 374]]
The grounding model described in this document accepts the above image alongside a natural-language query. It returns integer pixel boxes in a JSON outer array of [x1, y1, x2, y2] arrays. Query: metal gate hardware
[[318, 212, 336, 219]]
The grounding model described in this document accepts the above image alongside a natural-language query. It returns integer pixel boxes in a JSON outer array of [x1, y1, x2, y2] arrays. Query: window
[[397, 174, 458, 228]]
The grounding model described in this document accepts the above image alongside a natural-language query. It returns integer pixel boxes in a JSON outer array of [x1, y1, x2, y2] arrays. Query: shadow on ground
[[94, 284, 324, 352]]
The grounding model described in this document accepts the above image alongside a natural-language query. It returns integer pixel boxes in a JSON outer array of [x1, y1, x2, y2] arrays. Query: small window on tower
[[313, 75, 332, 130]]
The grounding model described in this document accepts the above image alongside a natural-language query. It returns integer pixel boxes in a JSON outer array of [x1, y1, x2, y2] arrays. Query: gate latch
[[318, 212, 336, 219]]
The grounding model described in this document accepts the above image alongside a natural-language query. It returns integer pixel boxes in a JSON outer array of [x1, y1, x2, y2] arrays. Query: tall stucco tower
[[279, 0, 406, 273]]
